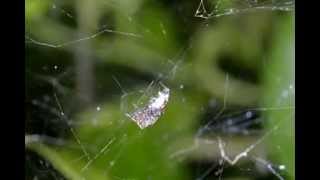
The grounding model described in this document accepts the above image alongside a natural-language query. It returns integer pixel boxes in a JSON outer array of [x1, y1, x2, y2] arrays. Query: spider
[[126, 82, 170, 129]]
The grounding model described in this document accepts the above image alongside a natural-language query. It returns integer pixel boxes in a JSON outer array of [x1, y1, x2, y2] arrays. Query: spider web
[[194, 0, 294, 19], [26, 0, 294, 180]]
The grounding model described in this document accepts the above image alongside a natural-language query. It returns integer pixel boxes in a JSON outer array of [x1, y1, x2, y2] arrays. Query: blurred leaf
[[28, 88, 207, 180], [191, 14, 273, 105], [263, 13, 294, 179], [26, 0, 51, 21], [27, 143, 109, 180]]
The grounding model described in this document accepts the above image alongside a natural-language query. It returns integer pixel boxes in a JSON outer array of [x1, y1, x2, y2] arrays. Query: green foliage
[[263, 14, 294, 179], [28, 89, 206, 180], [26, 0, 294, 179]]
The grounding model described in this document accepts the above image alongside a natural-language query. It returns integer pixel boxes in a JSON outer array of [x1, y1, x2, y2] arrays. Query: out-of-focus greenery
[[28, 89, 206, 180], [26, 0, 294, 179], [263, 14, 294, 178]]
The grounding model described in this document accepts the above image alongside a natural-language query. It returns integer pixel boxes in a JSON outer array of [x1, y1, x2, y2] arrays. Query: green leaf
[[263, 13, 294, 179], [27, 89, 207, 180]]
